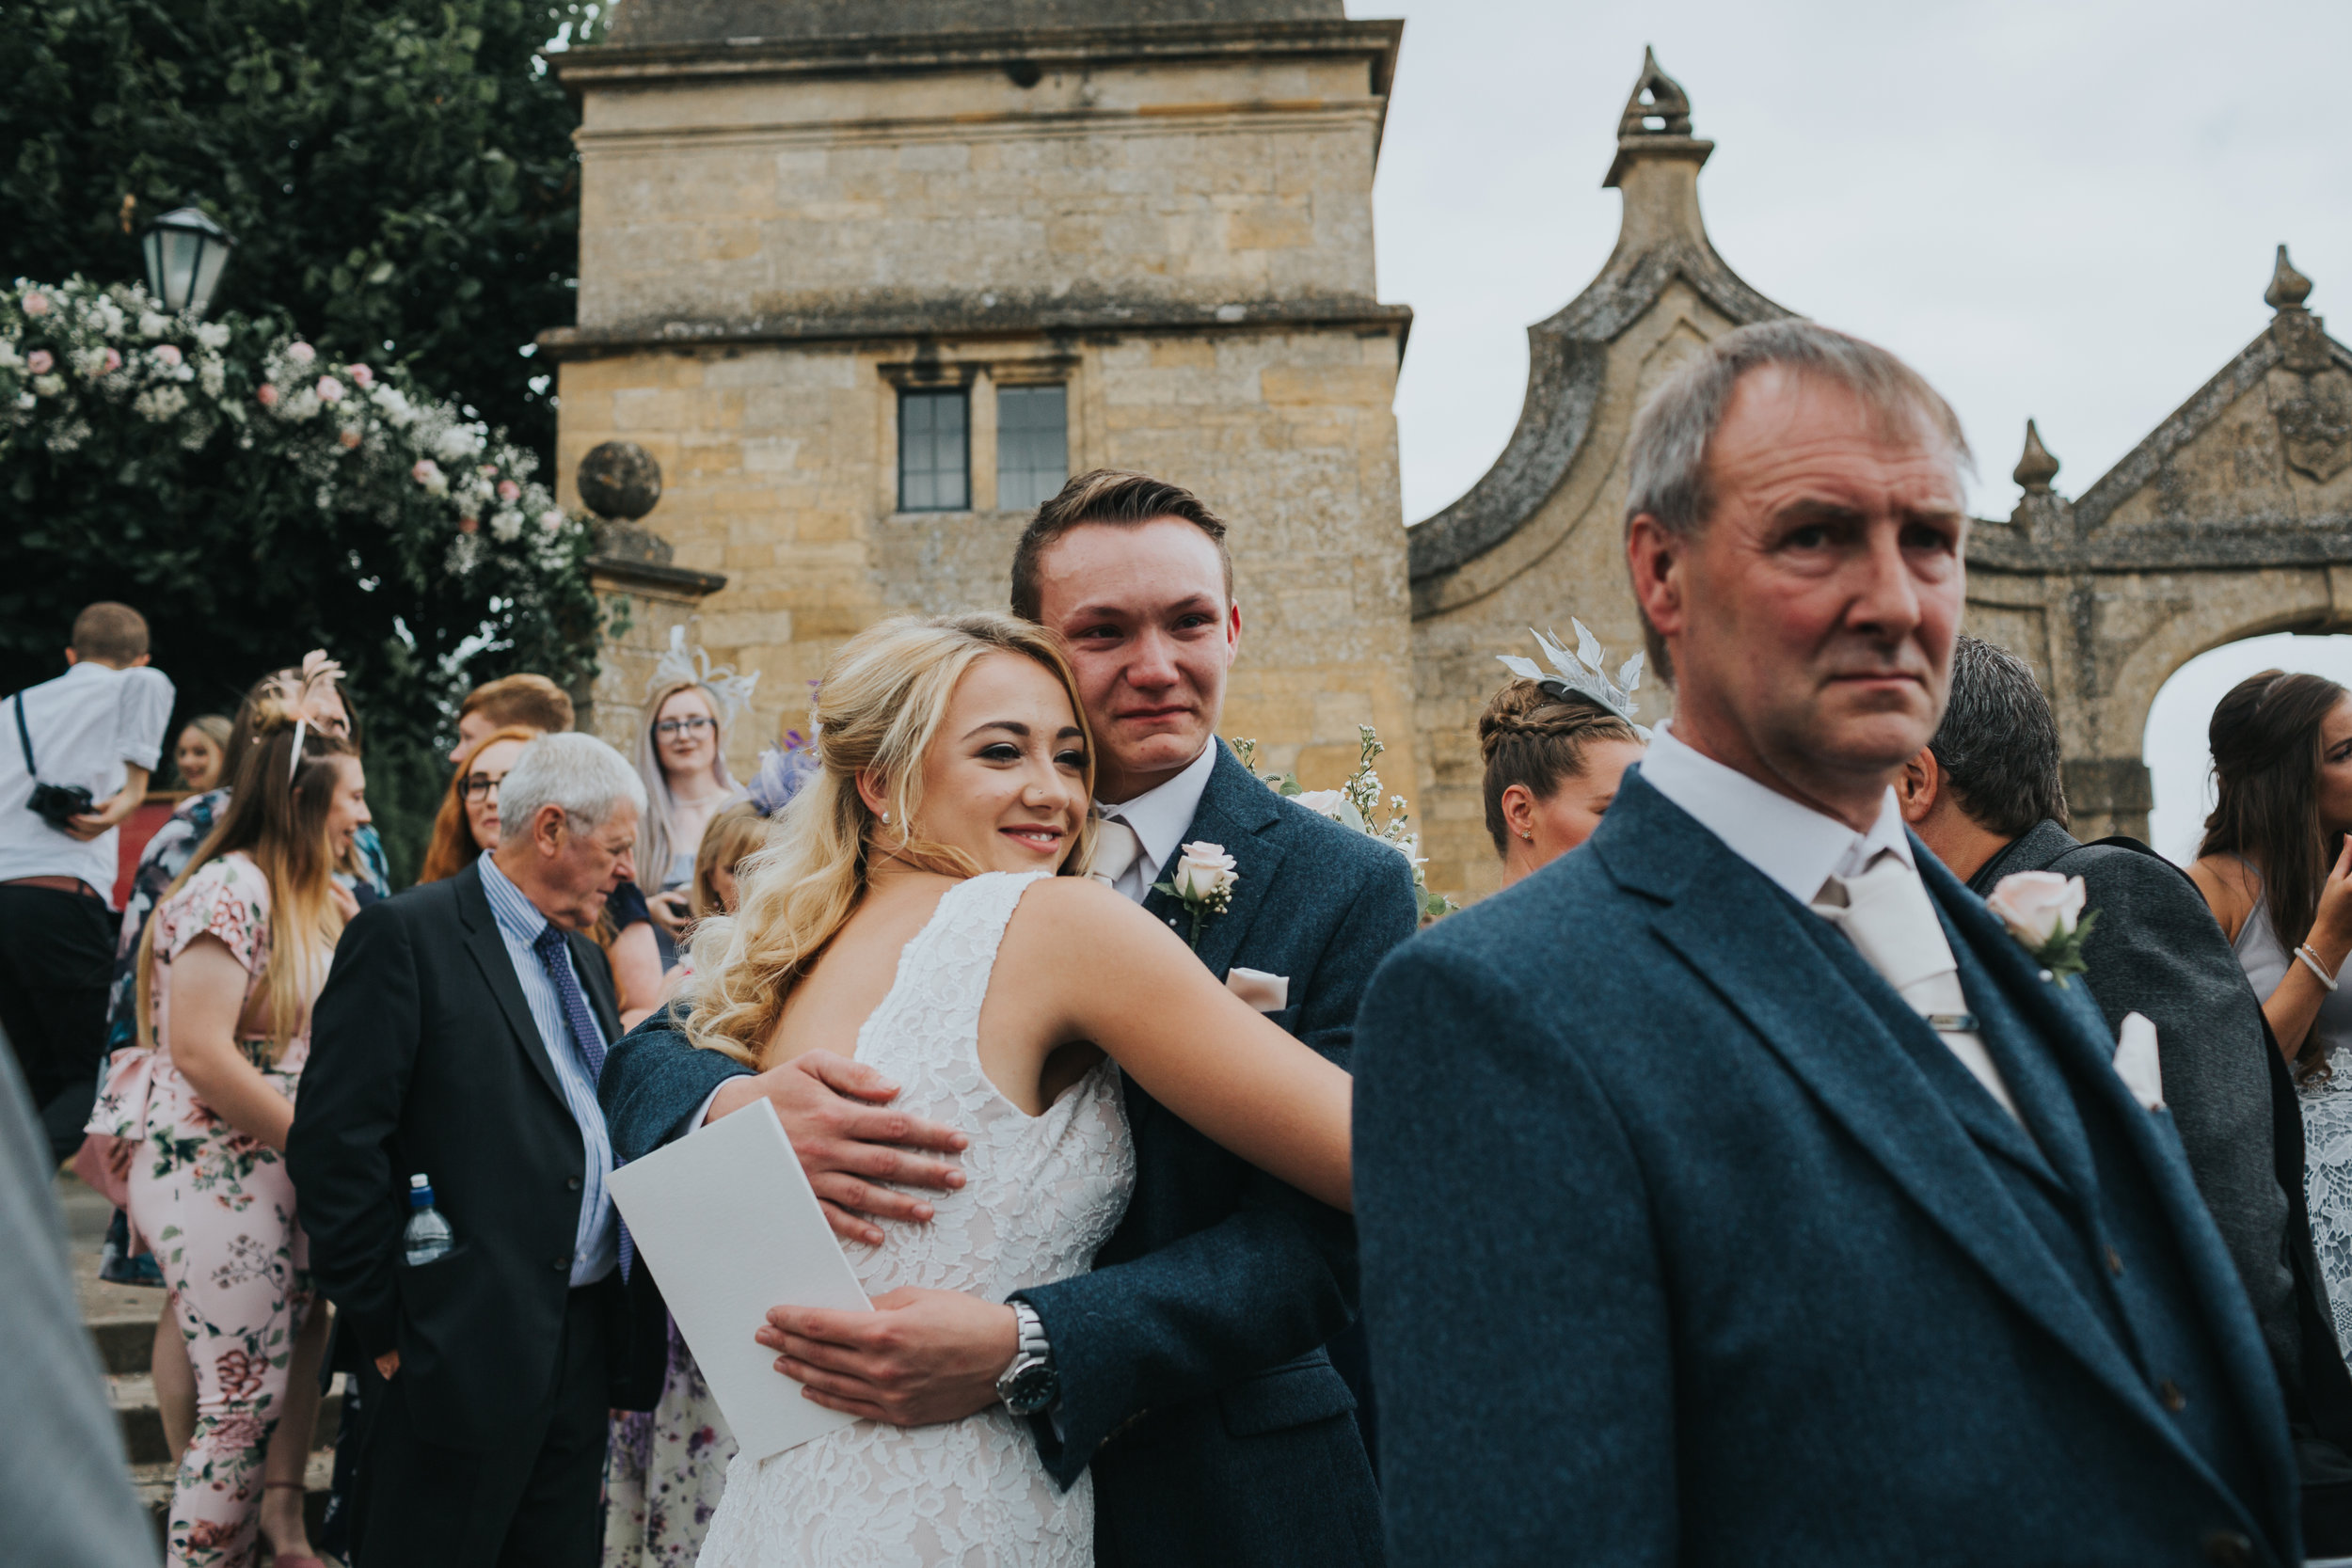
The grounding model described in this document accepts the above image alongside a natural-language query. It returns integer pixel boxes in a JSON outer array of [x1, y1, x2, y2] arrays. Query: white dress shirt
[[0, 661, 175, 896], [1092, 740, 1218, 906], [1638, 721, 2024, 1120]]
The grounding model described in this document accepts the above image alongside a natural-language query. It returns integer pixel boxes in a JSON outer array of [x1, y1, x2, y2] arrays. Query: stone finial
[[1616, 47, 1693, 139], [2013, 419, 2060, 495], [579, 440, 663, 522], [2266, 244, 2314, 311], [1604, 48, 1714, 191]]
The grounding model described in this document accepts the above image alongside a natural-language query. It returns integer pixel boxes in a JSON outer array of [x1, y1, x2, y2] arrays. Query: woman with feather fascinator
[[1480, 621, 1649, 889]]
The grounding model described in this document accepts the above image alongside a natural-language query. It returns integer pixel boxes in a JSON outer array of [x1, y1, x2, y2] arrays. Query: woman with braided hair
[[1478, 666, 1646, 888]]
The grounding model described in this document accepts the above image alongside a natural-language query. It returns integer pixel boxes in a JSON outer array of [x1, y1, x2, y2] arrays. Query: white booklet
[[609, 1097, 871, 1459]]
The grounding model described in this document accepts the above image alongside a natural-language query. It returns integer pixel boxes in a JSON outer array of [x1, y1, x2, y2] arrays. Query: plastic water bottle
[[403, 1174, 454, 1265]]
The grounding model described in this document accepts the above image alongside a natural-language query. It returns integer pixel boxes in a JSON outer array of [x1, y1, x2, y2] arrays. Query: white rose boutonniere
[[1156, 841, 1239, 947], [1986, 870, 2098, 986]]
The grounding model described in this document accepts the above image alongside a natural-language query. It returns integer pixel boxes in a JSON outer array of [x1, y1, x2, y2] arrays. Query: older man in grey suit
[[1900, 631, 2352, 1553]]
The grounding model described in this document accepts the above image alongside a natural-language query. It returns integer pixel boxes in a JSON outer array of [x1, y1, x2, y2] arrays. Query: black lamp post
[[139, 207, 234, 317]]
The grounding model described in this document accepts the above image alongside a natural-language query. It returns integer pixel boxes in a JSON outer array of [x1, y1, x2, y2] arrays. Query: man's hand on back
[[758, 1288, 1018, 1426], [65, 765, 150, 841], [705, 1050, 968, 1245]]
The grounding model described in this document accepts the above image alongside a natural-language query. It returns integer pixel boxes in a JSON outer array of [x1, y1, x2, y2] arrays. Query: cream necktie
[[1813, 855, 2025, 1124], [1088, 818, 1143, 896]]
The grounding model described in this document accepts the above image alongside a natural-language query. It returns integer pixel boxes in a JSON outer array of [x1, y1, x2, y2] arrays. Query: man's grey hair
[[1623, 320, 1974, 680], [498, 731, 648, 844], [1928, 634, 2069, 837]]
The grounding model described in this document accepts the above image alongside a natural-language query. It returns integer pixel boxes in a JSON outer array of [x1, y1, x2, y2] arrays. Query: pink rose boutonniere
[[1154, 840, 1238, 948], [1986, 870, 2097, 986]]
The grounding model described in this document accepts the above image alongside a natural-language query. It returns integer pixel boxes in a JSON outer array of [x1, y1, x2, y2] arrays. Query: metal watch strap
[[1009, 1300, 1051, 1367]]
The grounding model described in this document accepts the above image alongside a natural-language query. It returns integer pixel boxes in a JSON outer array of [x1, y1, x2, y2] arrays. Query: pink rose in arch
[[411, 458, 445, 488], [346, 363, 374, 388], [25, 350, 52, 374], [257, 383, 279, 406], [315, 375, 344, 404], [155, 343, 183, 367], [497, 479, 520, 503], [539, 509, 565, 532], [286, 341, 316, 365], [339, 427, 362, 449], [99, 347, 121, 374], [22, 292, 50, 316], [457, 515, 480, 533]]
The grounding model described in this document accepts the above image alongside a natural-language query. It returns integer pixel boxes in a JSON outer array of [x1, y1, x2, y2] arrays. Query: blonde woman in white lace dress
[[2189, 668, 2352, 1356], [675, 614, 1356, 1568]]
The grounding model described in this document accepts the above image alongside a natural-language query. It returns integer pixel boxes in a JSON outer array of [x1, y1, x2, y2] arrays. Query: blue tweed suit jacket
[[600, 741, 1418, 1568], [1354, 771, 2297, 1567]]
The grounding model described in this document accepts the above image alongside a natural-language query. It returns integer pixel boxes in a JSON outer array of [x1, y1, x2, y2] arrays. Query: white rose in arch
[[1985, 870, 2086, 947]]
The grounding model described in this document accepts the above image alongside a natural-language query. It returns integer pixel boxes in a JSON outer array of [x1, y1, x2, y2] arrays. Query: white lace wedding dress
[[697, 871, 1136, 1567]]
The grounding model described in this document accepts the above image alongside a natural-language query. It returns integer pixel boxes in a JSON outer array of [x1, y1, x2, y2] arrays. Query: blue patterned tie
[[532, 925, 633, 1278]]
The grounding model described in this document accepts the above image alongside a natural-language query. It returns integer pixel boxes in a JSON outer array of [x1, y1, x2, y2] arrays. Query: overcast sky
[[1367, 0, 2352, 860]]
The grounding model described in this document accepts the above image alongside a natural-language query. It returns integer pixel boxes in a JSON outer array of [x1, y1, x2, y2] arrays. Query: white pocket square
[[1226, 967, 1289, 1013], [2112, 1011, 2166, 1112]]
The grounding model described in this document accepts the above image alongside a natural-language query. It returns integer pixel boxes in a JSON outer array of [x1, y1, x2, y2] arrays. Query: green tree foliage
[[0, 1, 607, 879], [0, 0, 601, 453]]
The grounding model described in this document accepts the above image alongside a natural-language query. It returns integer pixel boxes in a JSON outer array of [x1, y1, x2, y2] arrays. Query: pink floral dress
[[91, 852, 317, 1568]]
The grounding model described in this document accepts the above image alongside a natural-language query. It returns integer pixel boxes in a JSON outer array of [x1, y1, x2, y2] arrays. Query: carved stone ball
[[578, 441, 662, 521]]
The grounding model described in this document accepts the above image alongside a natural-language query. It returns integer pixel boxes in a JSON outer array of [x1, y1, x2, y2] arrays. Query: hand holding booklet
[[608, 1098, 871, 1459]]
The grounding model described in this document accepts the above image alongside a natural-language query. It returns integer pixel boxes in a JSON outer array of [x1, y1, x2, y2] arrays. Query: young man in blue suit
[[1354, 322, 2297, 1567], [600, 470, 1415, 1568]]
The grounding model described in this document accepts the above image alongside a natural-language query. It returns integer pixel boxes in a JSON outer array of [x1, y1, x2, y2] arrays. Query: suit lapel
[[454, 863, 566, 1105], [1930, 850, 2298, 1500], [1595, 781, 2187, 1443], [1140, 741, 1286, 980]]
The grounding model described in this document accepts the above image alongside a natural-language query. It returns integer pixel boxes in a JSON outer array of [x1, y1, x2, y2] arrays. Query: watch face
[[1002, 1360, 1058, 1416]]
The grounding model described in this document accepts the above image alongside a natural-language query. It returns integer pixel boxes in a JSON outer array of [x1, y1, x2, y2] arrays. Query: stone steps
[[57, 1170, 342, 1553]]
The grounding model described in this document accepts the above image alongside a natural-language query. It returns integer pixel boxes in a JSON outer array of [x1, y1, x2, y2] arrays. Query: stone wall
[[548, 16, 1419, 792]]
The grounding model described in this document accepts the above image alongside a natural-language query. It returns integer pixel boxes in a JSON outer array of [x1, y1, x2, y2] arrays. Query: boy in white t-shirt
[[0, 602, 174, 1164]]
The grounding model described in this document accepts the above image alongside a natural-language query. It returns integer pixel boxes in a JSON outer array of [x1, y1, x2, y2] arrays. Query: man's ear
[[1224, 599, 1242, 666], [532, 803, 569, 857], [63, 647, 79, 667], [1897, 750, 1937, 825], [1625, 515, 1686, 646]]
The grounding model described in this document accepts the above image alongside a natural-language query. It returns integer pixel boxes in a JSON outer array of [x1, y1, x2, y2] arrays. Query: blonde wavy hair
[[682, 613, 1098, 1068]]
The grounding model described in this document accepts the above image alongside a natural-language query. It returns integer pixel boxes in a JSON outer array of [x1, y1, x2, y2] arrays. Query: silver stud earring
[[1519, 828, 1534, 841], [881, 810, 892, 825]]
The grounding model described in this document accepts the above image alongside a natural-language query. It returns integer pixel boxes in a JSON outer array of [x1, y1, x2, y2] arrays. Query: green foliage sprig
[[1232, 729, 1456, 923]]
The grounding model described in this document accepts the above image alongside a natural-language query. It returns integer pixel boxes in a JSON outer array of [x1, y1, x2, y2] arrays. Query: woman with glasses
[[632, 682, 744, 959]]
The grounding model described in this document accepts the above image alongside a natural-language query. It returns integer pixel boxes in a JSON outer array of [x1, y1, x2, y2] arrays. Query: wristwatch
[[996, 1300, 1058, 1417]]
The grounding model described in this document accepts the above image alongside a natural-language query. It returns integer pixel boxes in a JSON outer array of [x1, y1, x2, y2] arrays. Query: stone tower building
[[548, 0, 1420, 797]]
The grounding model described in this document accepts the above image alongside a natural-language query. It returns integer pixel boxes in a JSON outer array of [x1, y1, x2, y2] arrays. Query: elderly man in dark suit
[[291, 732, 665, 1568], [1901, 630, 2352, 1553], [1356, 321, 2297, 1566], [601, 469, 1415, 1568]]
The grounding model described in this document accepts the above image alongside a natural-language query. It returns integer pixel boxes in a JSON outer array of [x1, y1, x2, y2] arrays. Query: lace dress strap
[[852, 872, 1053, 1080]]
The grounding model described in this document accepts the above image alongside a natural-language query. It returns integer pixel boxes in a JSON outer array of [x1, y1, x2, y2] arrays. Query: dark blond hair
[[691, 800, 771, 918], [1478, 679, 1640, 856], [1010, 468, 1232, 623], [458, 673, 575, 734]]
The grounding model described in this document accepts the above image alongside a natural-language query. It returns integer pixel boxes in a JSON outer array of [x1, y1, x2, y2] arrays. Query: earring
[[1519, 828, 1534, 841], [881, 810, 892, 825]]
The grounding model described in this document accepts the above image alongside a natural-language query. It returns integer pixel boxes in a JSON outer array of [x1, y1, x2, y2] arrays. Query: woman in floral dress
[[91, 693, 369, 1567]]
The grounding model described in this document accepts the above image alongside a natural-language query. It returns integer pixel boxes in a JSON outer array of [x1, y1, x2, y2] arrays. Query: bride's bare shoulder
[[1005, 875, 1162, 945]]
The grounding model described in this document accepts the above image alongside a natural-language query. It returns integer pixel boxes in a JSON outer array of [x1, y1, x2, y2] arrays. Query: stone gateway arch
[[1406, 57, 2352, 898]]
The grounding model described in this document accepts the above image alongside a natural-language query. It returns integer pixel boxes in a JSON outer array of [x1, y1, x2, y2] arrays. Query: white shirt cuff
[[689, 1084, 729, 1135]]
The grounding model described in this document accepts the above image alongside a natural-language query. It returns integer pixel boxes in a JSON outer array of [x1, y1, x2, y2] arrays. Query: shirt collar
[[1096, 740, 1218, 879], [477, 848, 554, 946], [1636, 720, 1913, 907]]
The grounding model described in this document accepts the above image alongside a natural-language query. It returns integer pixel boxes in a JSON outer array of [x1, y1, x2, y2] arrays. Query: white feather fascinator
[[1496, 621, 1650, 739], [649, 626, 761, 728]]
